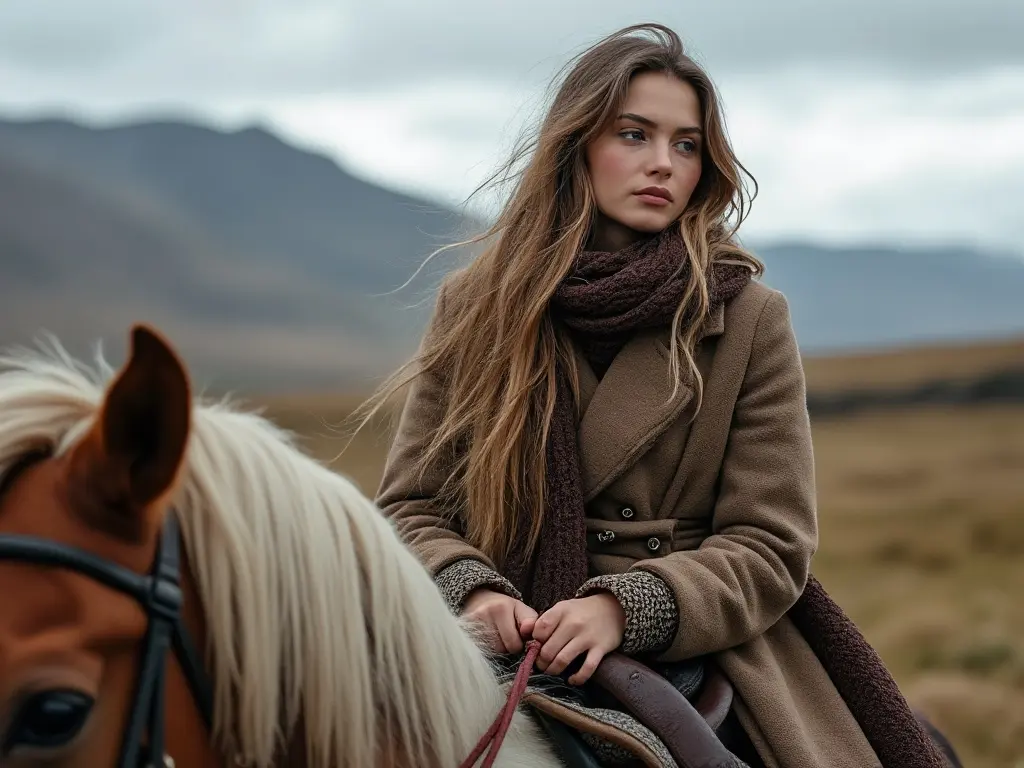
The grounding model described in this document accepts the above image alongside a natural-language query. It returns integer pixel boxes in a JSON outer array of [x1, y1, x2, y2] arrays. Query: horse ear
[[67, 325, 192, 537]]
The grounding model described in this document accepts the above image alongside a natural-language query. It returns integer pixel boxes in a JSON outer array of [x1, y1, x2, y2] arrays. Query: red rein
[[459, 639, 542, 768]]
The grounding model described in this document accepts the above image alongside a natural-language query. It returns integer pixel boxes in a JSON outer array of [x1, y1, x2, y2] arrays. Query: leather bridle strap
[[0, 515, 214, 768]]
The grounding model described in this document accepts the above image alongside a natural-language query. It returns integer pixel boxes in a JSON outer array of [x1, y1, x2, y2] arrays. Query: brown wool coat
[[376, 277, 882, 768]]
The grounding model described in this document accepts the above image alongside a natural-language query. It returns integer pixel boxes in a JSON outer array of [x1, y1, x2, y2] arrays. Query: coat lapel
[[573, 343, 600, 415], [574, 302, 726, 502]]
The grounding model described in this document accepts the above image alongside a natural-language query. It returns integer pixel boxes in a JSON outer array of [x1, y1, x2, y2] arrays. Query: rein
[[459, 639, 541, 768]]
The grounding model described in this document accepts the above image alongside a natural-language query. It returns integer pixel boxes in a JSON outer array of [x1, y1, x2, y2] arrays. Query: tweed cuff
[[575, 570, 679, 655], [434, 558, 522, 615]]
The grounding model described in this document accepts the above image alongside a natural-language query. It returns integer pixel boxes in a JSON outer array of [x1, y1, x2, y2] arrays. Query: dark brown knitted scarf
[[503, 225, 947, 768]]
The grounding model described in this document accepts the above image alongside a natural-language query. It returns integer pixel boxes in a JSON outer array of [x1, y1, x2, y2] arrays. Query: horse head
[[0, 325, 218, 767]]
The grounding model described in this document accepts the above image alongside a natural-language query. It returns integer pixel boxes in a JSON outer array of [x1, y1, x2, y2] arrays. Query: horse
[[0, 325, 562, 767]]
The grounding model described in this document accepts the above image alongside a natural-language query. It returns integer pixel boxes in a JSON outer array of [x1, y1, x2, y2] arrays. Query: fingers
[[516, 597, 624, 683], [463, 592, 528, 654], [536, 617, 576, 674], [495, 605, 525, 654], [514, 601, 539, 640], [568, 647, 606, 686], [517, 615, 537, 639], [543, 635, 588, 677], [534, 602, 571, 673], [531, 602, 566, 643]]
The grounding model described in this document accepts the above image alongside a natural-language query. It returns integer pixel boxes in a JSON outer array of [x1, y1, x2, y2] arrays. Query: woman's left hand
[[529, 592, 626, 685]]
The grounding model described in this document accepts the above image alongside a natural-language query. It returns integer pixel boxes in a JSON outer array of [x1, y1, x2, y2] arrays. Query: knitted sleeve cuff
[[575, 570, 679, 655], [434, 558, 522, 615]]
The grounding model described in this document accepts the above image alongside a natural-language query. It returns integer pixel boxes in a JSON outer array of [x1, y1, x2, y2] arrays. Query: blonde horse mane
[[0, 335, 553, 768]]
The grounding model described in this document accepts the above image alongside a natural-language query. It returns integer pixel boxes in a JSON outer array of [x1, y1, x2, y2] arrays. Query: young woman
[[369, 23, 947, 768]]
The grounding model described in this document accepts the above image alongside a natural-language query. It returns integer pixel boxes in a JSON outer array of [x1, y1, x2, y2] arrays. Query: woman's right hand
[[463, 588, 539, 654]]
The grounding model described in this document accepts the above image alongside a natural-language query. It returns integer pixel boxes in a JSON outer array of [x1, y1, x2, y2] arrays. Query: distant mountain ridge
[[754, 240, 1024, 352], [0, 115, 1022, 391]]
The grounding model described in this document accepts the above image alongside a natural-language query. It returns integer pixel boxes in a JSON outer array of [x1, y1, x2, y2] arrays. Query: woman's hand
[[531, 592, 626, 685], [463, 588, 539, 655]]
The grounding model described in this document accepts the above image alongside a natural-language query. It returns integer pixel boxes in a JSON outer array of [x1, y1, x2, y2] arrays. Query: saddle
[[592, 653, 746, 767], [524, 653, 757, 768]]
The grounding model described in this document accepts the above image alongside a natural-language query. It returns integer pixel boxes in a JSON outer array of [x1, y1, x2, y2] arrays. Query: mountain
[[0, 115, 1022, 392], [755, 241, 1024, 353], [0, 117, 478, 390], [0, 119, 479, 295]]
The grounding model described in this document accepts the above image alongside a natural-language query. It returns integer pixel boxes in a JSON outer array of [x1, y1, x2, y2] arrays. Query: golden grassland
[[253, 339, 1024, 768], [801, 335, 1024, 391], [811, 406, 1024, 768]]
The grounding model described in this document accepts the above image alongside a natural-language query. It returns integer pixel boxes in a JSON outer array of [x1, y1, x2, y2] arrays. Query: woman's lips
[[634, 193, 672, 207]]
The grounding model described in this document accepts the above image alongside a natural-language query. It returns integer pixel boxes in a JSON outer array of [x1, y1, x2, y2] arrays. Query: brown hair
[[357, 23, 762, 568]]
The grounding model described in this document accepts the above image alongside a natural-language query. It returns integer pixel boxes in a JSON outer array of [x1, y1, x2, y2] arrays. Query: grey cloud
[[0, 0, 1019, 104], [0, 0, 174, 70], [339, 0, 1024, 85]]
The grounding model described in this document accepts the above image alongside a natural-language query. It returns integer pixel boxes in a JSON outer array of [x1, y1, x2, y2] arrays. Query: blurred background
[[1, 2, 1022, 764]]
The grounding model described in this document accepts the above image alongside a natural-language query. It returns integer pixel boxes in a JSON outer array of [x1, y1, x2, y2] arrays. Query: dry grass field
[[801, 335, 1024, 392], [254, 338, 1024, 768]]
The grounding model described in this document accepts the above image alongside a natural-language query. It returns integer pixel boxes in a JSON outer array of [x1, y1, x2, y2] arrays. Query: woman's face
[[584, 71, 704, 251]]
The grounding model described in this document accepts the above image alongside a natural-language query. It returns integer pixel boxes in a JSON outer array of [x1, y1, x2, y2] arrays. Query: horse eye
[[3, 689, 94, 753]]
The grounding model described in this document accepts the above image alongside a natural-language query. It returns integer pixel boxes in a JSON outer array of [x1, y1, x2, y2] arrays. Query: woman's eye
[[620, 129, 645, 142], [675, 139, 697, 153], [3, 689, 94, 754]]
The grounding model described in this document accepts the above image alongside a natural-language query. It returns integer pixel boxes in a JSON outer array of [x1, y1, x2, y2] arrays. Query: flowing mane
[[0, 335, 549, 768]]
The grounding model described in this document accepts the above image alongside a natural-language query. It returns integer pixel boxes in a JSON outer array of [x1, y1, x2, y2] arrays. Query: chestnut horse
[[0, 326, 560, 767]]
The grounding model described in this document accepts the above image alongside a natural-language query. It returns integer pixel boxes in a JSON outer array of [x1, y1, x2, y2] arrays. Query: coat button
[[647, 537, 661, 552], [597, 530, 616, 543], [621, 507, 634, 519]]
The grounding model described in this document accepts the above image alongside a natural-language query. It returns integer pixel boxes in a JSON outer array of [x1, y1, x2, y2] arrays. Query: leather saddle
[[592, 653, 749, 767], [530, 653, 756, 768]]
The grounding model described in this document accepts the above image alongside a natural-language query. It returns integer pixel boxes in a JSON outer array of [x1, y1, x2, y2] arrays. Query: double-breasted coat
[[376, 276, 882, 768]]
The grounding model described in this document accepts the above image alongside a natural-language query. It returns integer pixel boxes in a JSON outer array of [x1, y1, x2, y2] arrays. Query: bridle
[[0, 513, 213, 767], [0, 465, 214, 768]]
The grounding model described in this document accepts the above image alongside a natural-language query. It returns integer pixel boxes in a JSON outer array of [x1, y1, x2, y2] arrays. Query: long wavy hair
[[357, 23, 763, 569]]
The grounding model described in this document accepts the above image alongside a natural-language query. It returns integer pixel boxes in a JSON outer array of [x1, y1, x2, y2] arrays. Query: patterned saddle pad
[[500, 657, 709, 768]]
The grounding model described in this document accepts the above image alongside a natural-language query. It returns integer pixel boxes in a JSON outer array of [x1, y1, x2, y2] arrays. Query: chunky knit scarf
[[503, 225, 947, 768]]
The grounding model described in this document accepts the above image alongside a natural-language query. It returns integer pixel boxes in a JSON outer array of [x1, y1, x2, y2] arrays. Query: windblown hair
[[0, 338, 553, 768], [357, 23, 763, 570]]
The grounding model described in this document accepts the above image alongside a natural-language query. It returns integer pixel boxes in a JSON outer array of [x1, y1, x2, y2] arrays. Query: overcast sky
[[2, 0, 1021, 255]]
